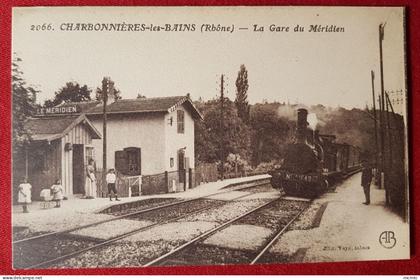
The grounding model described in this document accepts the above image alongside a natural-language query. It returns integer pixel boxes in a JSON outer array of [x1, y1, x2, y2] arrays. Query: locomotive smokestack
[[296, 108, 308, 144]]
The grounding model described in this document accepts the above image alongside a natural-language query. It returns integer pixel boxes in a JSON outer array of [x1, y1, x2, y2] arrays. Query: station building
[[21, 114, 102, 199], [18, 95, 202, 199]]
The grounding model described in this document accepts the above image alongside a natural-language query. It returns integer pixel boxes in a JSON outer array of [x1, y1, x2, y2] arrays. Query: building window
[[170, 157, 174, 168], [177, 110, 184, 134]]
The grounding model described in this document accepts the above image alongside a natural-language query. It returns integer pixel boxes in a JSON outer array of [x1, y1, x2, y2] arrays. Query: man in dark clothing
[[361, 161, 373, 205]]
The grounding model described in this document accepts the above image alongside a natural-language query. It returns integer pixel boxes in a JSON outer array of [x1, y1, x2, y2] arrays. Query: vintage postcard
[[11, 6, 409, 269]]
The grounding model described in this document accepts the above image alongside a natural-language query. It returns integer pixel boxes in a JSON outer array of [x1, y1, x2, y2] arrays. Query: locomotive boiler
[[270, 108, 361, 198]]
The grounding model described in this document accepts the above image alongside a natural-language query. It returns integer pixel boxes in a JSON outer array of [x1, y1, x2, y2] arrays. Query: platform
[[270, 172, 410, 262], [12, 174, 270, 236]]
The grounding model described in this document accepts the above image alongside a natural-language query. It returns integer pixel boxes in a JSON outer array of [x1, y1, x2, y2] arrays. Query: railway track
[[13, 178, 270, 244], [13, 180, 273, 269], [144, 197, 310, 267]]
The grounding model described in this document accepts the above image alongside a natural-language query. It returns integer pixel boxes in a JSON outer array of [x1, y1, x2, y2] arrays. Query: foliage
[[137, 93, 147, 99], [12, 55, 38, 153], [249, 103, 293, 166], [44, 82, 92, 107], [223, 153, 252, 176], [96, 77, 122, 101], [194, 98, 251, 164], [235, 64, 250, 123]]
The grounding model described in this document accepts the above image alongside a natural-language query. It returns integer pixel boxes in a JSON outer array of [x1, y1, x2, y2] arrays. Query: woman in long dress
[[85, 159, 97, 199]]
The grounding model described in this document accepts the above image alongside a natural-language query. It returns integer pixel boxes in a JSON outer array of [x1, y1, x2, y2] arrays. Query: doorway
[[73, 144, 85, 194], [178, 149, 185, 184]]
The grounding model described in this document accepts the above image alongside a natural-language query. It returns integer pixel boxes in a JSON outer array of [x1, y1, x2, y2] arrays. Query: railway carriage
[[270, 108, 361, 198]]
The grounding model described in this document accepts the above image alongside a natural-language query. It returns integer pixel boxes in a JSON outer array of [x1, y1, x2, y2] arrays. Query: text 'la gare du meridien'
[[56, 23, 345, 33]]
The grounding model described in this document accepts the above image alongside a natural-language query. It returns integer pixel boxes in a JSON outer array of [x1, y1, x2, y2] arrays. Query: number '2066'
[[30, 24, 54, 31]]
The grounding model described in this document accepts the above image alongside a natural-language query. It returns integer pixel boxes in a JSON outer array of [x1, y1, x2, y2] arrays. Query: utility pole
[[371, 70, 379, 170], [220, 74, 225, 181], [385, 91, 392, 205], [102, 77, 114, 192], [378, 23, 387, 197]]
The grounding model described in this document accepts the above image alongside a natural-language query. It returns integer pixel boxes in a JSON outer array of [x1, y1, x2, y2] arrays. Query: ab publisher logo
[[379, 231, 396, 249]]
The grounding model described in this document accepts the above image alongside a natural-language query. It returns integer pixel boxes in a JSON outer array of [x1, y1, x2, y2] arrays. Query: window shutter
[[124, 147, 141, 176], [115, 150, 128, 175]]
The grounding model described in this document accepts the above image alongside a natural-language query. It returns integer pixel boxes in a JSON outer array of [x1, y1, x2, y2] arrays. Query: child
[[106, 169, 120, 201], [50, 179, 64, 208], [18, 177, 32, 213]]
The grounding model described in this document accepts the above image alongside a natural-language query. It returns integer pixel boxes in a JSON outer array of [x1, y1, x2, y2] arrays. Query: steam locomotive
[[270, 108, 361, 198]]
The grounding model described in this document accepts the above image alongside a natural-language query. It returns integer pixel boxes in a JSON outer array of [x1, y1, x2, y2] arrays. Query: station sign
[[36, 105, 79, 115]]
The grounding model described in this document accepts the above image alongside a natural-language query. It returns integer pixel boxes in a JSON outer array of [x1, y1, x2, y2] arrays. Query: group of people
[[18, 178, 63, 213], [86, 159, 120, 201], [17, 159, 121, 213]]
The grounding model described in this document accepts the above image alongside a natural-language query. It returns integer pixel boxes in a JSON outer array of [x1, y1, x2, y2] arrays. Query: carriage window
[[177, 110, 184, 134]]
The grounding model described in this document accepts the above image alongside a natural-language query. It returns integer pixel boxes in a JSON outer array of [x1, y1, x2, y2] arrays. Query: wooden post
[[220, 74, 225, 181], [102, 77, 108, 196], [183, 169, 187, 191], [371, 71, 379, 169], [189, 168, 193, 188], [164, 171, 169, 193]]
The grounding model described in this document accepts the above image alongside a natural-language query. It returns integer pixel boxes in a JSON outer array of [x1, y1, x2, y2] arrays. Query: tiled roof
[[25, 115, 101, 141], [26, 116, 79, 135], [86, 96, 203, 119], [87, 96, 186, 114]]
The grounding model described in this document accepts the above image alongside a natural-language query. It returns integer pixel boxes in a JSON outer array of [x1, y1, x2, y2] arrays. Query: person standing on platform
[[18, 177, 32, 213], [85, 159, 97, 199], [50, 179, 64, 208], [106, 169, 120, 201], [361, 160, 373, 205]]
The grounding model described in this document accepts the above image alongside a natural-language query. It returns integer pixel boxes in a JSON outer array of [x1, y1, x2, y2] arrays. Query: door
[[73, 144, 85, 194], [178, 149, 185, 183]]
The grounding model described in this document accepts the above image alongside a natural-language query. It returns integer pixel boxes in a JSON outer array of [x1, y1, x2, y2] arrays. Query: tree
[[195, 98, 251, 164], [12, 55, 39, 191], [235, 64, 250, 123], [96, 79, 121, 101], [249, 103, 292, 166], [12, 55, 38, 153], [44, 82, 91, 107], [136, 93, 147, 99]]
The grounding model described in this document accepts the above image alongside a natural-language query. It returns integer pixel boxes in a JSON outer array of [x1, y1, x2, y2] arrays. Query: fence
[[95, 170, 141, 198], [95, 168, 198, 197], [94, 164, 266, 197], [194, 163, 218, 185]]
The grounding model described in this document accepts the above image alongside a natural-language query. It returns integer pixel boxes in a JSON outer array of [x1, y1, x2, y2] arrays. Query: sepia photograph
[[11, 6, 409, 269]]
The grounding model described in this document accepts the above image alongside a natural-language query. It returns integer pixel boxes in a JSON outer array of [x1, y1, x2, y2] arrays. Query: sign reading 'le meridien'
[[36, 105, 79, 115]]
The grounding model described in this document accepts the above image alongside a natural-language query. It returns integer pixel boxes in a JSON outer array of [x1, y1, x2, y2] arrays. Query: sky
[[12, 6, 406, 110]]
